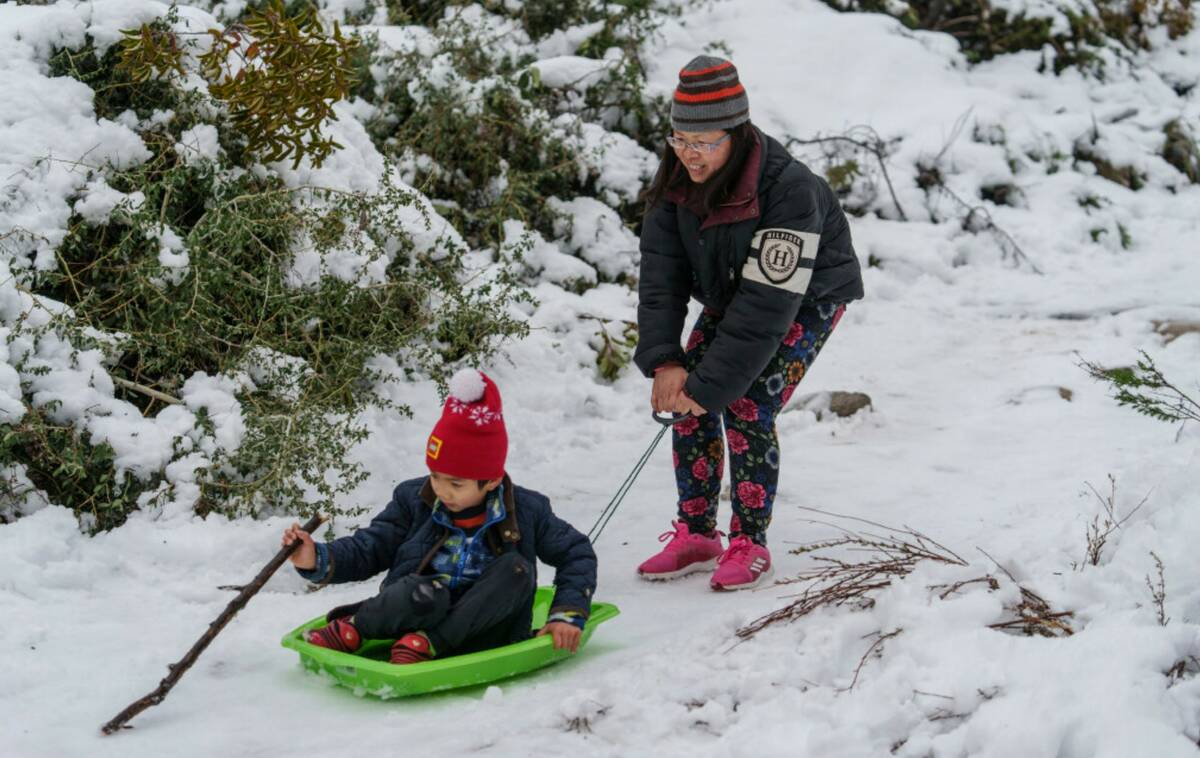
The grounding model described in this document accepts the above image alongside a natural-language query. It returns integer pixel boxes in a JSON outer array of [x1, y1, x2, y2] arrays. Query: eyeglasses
[[666, 133, 731, 153]]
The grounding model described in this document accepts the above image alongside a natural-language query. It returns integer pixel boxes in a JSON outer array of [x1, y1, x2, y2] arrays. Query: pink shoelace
[[657, 524, 686, 543], [658, 523, 723, 545], [717, 536, 758, 565]]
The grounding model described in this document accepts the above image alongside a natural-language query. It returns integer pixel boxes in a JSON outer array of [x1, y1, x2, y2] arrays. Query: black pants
[[352, 552, 536, 655]]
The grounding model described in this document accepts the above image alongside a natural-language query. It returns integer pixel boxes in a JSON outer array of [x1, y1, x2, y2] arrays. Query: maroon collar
[[665, 130, 762, 230]]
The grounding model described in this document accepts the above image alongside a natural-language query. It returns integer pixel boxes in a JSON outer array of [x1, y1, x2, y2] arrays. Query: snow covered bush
[[820, 0, 1194, 74], [0, 0, 528, 530], [355, 2, 660, 254]]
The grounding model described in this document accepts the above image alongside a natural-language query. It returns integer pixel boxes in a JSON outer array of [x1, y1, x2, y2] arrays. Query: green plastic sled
[[281, 586, 619, 698]]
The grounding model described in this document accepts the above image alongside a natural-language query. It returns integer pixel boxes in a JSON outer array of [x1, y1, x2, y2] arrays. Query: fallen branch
[[100, 512, 324, 735], [740, 514, 1074, 644], [112, 376, 183, 406], [737, 515, 967, 639]]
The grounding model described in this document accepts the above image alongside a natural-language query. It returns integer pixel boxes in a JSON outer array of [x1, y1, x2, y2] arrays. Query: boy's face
[[428, 470, 502, 511]]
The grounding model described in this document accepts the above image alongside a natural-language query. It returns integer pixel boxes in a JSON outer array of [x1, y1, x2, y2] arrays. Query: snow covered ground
[[3, 0, 1200, 756]]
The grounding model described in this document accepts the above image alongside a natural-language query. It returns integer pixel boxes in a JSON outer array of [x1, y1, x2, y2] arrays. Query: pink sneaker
[[710, 536, 772, 591], [637, 520, 724, 580]]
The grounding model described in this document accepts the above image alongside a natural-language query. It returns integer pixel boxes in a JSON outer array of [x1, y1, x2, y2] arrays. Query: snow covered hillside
[[3, 0, 1200, 756]]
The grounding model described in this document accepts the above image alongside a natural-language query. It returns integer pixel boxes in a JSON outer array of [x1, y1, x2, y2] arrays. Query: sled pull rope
[[587, 412, 693, 545]]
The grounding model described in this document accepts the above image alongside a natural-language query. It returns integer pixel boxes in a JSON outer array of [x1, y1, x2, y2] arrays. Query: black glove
[[325, 600, 363, 622], [409, 578, 443, 614]]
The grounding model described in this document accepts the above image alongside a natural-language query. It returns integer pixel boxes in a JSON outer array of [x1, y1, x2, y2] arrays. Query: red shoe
[[305, 617, 361, 653], [390, 632, 434, 665]]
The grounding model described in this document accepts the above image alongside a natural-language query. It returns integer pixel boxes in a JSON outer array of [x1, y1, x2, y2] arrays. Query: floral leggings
[[672, 302, 846, 545]]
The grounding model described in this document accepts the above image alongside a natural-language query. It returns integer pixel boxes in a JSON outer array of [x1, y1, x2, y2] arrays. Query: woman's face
[[671, 129, 732, 184]]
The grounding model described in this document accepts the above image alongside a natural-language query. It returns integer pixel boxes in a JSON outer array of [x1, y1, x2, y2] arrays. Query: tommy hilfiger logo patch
[[427, 435, 443, 459], [743, 227, 819, 295], [758, 230, 803, 283]]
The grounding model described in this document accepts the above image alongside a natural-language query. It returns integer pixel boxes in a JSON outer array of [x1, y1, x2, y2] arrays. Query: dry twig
[[787, 126, 908, 221], [563, 703, 608, 734], [928, 178, 1042, 274], [973, 548, 1074, 637], [737, 516, 967, 639], [848, 628, 903, 690], [931, 575, 1000, 600], [987, 586, 1074, 637], [1081, 474, 1150, 567], [1147, 551, 1168, 627], [1165, 657, 1199, 684], [738, 512, 1076, 654]]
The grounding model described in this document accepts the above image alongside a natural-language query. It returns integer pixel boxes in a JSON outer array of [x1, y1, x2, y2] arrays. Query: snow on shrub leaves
[[2, 1, 529, 530]]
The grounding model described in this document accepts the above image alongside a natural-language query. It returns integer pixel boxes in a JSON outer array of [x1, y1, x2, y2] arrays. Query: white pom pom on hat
[[429, 368, 506, 479], [448, 368, 487, 403]]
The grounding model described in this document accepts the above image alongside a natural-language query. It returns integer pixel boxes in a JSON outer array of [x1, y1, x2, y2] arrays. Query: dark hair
[[640, 122, 756, 217]]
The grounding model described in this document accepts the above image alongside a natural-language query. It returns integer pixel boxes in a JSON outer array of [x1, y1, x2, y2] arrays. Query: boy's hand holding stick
[[100, 513, 325, 735], [281, 522, 318, 570]]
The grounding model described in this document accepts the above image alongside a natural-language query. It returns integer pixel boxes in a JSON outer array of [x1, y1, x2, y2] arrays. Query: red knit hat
[[425, 369, 507, 480]]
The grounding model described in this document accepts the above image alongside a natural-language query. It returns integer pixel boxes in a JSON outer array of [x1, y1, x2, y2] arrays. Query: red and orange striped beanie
[[671, 55, 750, 132]]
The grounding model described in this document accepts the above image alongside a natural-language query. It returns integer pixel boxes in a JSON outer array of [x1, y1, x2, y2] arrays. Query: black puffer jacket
[[634, 127, 863, 412]]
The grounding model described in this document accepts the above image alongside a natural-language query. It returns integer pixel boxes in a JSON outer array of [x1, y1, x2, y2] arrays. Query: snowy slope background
[[3, 0, 1200, 756]]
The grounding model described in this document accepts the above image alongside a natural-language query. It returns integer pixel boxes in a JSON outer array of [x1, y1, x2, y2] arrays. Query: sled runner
[[281, 586, 618, 698]]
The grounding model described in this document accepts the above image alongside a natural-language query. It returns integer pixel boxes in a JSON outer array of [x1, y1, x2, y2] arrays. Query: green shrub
[[360, 2, 663, 250], [7, 4, 529, 530], [29, 151, 528, 525], [560, 0, 671, 149], [49, 28, 198, 125], [590, 317, 638, 382], [385, 0, 455, 25], [0, 401, 161, 532], [1082, 352, 1199, 424], [373, 70, 581, 247]]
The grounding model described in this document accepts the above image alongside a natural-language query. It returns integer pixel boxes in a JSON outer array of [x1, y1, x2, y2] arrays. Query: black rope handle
[[651, 411, 694, 426]]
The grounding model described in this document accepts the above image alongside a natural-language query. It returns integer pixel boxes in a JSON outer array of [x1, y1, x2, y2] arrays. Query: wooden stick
[[101, 513, 325, 735]]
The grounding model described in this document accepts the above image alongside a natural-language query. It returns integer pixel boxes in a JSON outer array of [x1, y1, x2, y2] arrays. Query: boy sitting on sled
[[281, 369, 597, 664]]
